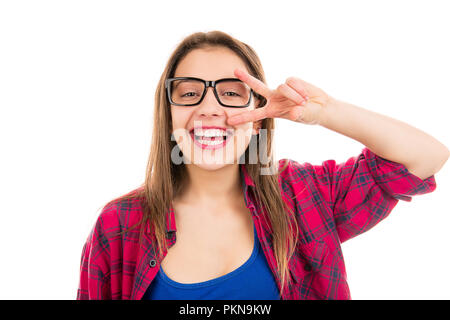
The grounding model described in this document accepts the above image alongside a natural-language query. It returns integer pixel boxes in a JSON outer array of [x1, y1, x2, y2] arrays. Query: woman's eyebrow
[[172, 79, 190, 90], [176, 76, 240, 81]]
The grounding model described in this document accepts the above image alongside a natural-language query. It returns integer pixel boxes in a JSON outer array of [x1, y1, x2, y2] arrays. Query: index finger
[[227, 107, 268, 125], [227, 106, 268, 126], [234, 68, 273, 99]]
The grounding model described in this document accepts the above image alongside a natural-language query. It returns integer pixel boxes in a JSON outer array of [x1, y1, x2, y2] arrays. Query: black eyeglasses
[[165, 77, 259, 108]]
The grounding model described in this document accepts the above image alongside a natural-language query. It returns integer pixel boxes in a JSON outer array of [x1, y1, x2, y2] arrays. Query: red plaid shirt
[[77, 147, 437, 300]]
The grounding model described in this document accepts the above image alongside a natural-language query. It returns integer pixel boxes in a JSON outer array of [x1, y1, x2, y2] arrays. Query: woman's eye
[[223, 92, 240, 97], [181, 92, 197, 97]]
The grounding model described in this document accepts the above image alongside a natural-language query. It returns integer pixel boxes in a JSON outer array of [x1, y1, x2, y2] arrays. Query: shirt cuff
[[361, 147, 437, 202]]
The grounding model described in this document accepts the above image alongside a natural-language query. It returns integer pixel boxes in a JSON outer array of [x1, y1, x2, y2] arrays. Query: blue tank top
[[142, 224, 280, 300]]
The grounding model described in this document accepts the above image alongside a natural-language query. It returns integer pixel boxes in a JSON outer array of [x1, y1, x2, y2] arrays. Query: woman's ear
[[255, 95, 267, 108], [252, 120, 262, 135]]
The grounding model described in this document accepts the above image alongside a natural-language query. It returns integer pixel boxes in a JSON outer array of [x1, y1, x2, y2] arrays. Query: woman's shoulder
[[277, 157, 322, 180], [94, 186, 145, 233], [276, 156, 341, 200]]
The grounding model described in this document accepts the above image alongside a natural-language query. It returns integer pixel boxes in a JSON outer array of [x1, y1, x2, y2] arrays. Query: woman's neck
[[176, 163, 242, 206]]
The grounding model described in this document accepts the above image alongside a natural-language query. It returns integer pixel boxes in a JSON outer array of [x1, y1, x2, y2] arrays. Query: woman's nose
[[195, 87, 225, 116], [203, 86, 221, 104]]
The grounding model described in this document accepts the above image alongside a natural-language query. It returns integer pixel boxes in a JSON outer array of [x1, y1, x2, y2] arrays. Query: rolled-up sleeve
[[287, 147, 437, 243]]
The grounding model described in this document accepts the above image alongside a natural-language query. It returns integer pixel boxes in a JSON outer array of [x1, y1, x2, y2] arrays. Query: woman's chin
[[186, 159, 235, 171]]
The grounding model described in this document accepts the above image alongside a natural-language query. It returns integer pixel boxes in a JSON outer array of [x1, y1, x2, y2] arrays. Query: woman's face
[[170, 47, 261, 171]]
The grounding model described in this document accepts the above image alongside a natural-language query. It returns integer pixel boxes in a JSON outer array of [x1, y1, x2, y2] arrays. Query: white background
[[0, 0, 449, 299]]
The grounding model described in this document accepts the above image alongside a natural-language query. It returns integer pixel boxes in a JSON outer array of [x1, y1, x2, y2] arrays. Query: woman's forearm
[[319, 98, 449, 180]]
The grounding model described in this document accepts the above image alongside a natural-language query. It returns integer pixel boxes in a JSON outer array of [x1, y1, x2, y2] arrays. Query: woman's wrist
[[317, 96, 340, 128]]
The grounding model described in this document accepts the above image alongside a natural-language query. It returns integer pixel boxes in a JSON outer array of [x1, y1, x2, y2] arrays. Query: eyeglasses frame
[[165, 76, 261, 108]]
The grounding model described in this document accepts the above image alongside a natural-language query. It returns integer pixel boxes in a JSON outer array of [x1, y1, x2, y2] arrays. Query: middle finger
[[277, 83, 306, 105]]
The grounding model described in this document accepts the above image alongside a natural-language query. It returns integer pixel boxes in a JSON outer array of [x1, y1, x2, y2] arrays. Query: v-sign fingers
[[234, 68, 273, 99]]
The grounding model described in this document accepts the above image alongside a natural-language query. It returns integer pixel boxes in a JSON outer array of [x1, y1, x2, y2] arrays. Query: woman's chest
[[160, 203, 255, 284]]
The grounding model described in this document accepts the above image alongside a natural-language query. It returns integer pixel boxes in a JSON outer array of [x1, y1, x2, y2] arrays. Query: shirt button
[[149, 259, 157, 268], [166, 231, 175, 239]]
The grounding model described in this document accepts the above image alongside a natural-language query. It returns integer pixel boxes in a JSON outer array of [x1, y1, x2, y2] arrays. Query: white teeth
[[197, 138, 224, 146], [193, 128, 228, 137]]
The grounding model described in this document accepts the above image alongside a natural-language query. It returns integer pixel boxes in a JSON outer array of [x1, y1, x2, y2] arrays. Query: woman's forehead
[[174, 47, 250, 79]]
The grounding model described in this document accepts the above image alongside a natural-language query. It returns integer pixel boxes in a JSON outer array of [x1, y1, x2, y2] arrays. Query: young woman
[[77, 31, 448, 300]]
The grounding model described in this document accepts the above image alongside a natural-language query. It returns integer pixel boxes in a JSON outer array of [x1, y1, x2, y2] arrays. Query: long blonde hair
[[106, 30, 298, 297]]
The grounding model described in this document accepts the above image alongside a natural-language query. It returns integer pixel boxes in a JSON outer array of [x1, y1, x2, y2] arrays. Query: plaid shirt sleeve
[[290, 147, 437, 243], [77, 210, 113, 300]]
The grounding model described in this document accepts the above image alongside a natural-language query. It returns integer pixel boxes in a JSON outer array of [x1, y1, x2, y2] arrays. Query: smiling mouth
[[189, 130, 232, 150]]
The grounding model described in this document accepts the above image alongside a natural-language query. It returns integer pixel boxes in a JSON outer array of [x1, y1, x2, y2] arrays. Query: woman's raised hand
[[227, 68, 334, 126]]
